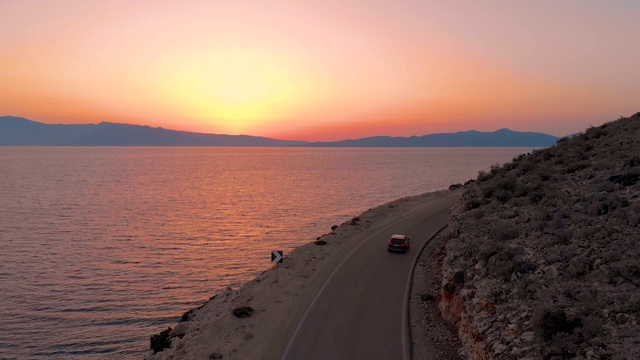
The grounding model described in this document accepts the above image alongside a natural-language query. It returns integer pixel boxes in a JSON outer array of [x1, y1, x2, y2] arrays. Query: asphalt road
[[281, 191, 462, 360]]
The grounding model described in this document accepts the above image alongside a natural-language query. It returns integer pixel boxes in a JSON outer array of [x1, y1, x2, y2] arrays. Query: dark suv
[[388, 234, 410, 253]]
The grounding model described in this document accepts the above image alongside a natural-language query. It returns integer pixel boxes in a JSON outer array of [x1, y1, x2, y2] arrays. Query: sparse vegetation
[[208, 351, 223, 360], [421, 292, 436, 302], [441, 113, 640, 359]]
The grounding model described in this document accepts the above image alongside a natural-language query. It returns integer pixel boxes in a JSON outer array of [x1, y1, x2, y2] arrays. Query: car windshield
[[391, 238, 405, 244]]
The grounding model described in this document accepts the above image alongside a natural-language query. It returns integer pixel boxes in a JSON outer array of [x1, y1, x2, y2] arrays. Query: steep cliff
[[441, 113, 640, 359]]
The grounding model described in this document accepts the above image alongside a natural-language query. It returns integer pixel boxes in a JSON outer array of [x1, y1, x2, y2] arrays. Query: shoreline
[[147, 187, 462, 359]]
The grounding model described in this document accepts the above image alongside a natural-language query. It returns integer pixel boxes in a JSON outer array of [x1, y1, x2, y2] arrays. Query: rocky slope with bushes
[[440, 113, 640, 359]]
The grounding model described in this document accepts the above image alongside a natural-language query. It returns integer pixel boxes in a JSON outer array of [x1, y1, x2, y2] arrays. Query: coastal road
[[280, 191, 461, 360]]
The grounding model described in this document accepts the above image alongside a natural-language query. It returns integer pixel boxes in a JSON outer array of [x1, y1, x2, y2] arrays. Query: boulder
[[150, 327, 172, 354]]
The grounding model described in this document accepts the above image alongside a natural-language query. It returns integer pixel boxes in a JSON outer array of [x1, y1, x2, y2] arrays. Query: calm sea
[[0, 147, 529, 359]]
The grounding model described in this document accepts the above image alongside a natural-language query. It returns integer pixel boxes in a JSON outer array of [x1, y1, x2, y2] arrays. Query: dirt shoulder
[[410, 227, 464, 360]]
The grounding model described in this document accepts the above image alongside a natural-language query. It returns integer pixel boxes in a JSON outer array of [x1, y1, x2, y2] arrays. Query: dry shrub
[[532, 305, 581, 342], [232, 306, 254, 318], [490, 223, 520, 241]]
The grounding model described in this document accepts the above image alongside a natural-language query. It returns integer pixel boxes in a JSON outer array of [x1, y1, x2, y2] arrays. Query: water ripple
[[0, 146, 528, 358]]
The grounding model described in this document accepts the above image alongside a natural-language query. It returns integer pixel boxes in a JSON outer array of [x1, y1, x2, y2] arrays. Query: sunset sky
[[1, 1, 638, 141]]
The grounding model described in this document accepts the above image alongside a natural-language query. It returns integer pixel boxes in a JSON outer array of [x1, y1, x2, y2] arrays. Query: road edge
[[402, 223, 448, 360]]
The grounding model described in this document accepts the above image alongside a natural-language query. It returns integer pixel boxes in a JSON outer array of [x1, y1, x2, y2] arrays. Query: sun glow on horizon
[[0, 1, 638, 140], [150, 48, 312, 134]]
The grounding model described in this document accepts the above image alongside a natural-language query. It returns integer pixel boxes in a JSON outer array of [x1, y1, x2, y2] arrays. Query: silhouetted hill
[[303, 128, 559, 147], [1, 116, 559, 147], [0, 117, 306, 146], [441, 112, 640, 358]]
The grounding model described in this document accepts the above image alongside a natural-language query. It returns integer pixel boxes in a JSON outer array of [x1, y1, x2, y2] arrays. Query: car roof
[[391, 234, 407, 240]]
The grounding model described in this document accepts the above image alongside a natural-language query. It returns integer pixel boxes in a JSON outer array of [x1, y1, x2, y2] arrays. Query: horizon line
[[1, 115, 563, 142]]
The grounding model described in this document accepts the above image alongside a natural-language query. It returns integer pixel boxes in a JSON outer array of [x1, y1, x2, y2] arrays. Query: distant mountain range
[[0, 116, 560, 147], [0, 116, 306, 146]]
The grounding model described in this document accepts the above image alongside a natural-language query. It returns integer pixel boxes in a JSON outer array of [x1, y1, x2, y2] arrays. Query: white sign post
[[271, 250, 283, 281]]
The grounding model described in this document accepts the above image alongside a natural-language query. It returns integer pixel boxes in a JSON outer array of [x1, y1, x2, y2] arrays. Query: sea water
[[0, 147, 530, 359]]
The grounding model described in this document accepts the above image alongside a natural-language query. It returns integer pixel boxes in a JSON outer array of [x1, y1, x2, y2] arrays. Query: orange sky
[[1, 1, 638, 141]]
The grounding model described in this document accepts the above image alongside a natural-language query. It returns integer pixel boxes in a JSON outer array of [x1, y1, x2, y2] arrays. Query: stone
[[150, 327, 172, 354], [521, 331, 535, 343], [181, 307, 199, 322], [543, 266, 558, 280], [615, 313, 629, 325], [169, 322, 189, 338]]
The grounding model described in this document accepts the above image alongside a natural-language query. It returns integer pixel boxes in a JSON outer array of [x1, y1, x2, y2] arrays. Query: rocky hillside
[[440, 113, 640, 359]]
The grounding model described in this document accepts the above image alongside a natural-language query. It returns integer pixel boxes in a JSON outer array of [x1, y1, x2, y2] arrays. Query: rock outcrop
[[150, 327, 173, 354], [441, 113, 640, 359]]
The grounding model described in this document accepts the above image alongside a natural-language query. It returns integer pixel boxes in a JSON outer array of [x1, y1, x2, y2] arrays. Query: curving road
[[280, 191, 461, 360]]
